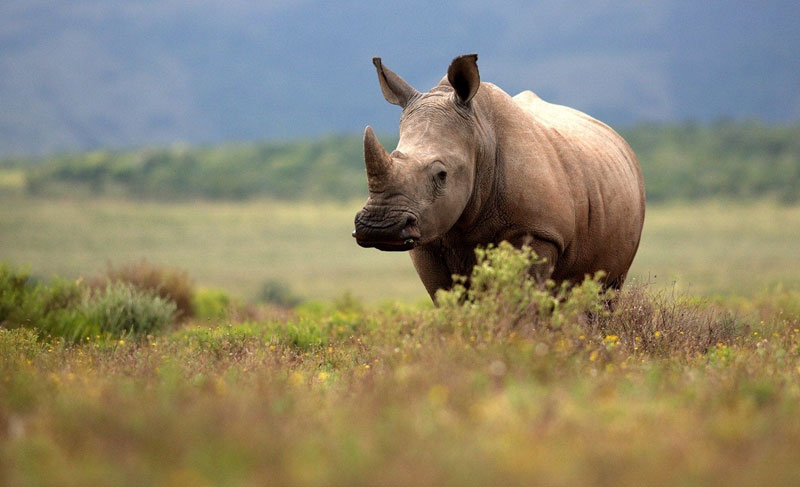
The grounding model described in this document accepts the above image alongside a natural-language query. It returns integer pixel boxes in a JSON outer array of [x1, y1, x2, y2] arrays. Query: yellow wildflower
[[288, 371, 304, 386]]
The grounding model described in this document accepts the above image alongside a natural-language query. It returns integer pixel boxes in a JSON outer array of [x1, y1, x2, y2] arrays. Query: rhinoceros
[[353, 54, 645, 301]]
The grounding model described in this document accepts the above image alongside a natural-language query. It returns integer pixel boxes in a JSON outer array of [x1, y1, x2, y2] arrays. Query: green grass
[[0, 196, 418, 303], [2, 196, 799, 302], [1, 250, 799, 486], [632, 201, 800, 295], [2, 229, 800, 485]]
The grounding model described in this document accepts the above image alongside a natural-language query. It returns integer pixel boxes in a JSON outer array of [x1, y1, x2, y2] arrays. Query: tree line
[[4, 122, 799, 203]]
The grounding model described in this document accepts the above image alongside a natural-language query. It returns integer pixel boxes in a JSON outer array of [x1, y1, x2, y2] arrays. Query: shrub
[[0, 327, 43, 366], [193, 288, 234, 321], [101, 260, 194, 320], [284, 320, 328, 349], [332, 291, 363, 314], [429, 243, 747, 356], [428, 244, 748, 361], [83, 282, 177, 336], [1, 263, 177, 341], [0, 264, 92, 341], [434, 242, 612, 340], [592, 285, 743, 356], [258, 279, 302, 308]]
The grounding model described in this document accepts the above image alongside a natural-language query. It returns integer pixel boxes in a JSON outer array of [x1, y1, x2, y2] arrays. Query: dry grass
[[593, 285, 742, 356], [2, 250, 800, 485], [2, 197, 800, 483]]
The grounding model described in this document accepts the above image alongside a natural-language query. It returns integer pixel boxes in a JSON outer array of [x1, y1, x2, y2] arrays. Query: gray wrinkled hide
[[354, 54, 645, 301]]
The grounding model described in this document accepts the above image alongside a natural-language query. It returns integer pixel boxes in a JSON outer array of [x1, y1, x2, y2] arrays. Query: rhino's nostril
[[399, 216, 421, 241]]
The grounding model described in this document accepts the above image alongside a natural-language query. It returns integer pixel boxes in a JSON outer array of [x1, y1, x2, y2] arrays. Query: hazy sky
[[1, 0, 799, 155]]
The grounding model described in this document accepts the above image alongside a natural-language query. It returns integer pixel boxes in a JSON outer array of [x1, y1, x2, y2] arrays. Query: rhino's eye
[[430, 161, 447, 192]]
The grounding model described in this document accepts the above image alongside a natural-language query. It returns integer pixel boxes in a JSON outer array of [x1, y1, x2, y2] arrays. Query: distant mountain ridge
[[1, 0, 799, 156]]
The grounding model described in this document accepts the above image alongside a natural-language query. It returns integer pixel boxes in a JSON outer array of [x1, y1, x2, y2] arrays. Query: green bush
[[0, 327, 43, 366], [84, 282, 177, 336], [0, 263, 177, 341], [429, 243, 743, 357], [434, 242, 612, 341], [101, 260, 194, 320], [193, 288, 233, 321], [0, 264, 91, 341], [258, 279, 302, 308], [283, 320, 328, 349]]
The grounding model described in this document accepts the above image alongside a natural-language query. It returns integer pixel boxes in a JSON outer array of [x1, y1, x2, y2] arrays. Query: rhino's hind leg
[[507, 235, 559, 285], [588, 272, 627, 317], [606, 272, 627, 291]]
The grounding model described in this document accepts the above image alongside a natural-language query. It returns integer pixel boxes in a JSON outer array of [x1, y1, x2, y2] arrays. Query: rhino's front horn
[[363, 126, 392, 180]]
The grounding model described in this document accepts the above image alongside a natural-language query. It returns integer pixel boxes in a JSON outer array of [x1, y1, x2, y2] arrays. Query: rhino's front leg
[[409, 245, 453, 302]]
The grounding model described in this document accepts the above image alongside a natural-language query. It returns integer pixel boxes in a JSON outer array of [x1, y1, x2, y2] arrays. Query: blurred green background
[[2, 123, 799, 302]]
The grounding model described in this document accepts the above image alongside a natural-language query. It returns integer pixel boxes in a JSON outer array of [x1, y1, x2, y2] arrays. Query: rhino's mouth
[[352, 232, 418, 252], [352, 208, 421, 252]]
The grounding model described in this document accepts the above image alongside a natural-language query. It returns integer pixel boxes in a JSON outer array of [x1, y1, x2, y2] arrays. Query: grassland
[[0, 196, 417, 303], [2, 196, 800, 484], [2, 246, 800, 486], [1, 196, 799, 303]]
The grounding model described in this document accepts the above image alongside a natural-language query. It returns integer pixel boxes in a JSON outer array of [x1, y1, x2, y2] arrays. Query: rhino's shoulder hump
[[512, 92, 619, 144], [509, 90, 595, 132], [511, 90, 541, 107]]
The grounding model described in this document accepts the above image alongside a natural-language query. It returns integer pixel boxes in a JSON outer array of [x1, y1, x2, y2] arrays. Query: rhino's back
[[507, 89, 646, 285], [512, 90, 630, 155]]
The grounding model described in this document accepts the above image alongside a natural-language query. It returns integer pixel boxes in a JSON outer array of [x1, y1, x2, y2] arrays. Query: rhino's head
[[353, 54, 484, 251]]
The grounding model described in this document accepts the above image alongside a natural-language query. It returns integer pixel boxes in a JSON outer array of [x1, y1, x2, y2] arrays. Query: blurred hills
[[1, 0, 799, 156]]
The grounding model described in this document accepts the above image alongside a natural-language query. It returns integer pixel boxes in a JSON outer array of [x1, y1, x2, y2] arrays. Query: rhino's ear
[[447, 53, 480, 105], [373, 57, 418, 108]]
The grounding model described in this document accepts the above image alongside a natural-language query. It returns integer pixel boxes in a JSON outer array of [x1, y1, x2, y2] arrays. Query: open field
[[1, 196, 800, 302], [2, 248, 800, 485], [0, 196, 416, 303], [3, 198, 800, 484]]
